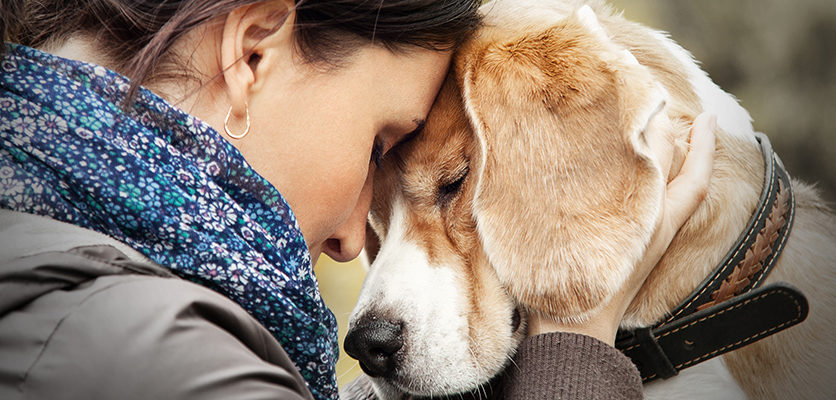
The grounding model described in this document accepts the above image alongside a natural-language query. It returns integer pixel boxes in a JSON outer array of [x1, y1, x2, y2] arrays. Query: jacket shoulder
[[1, 265, 313, 400]]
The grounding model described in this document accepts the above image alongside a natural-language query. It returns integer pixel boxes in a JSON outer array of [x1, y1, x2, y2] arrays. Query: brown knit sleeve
[[339, 332, 642, 400], [498, 332, 643, 400]]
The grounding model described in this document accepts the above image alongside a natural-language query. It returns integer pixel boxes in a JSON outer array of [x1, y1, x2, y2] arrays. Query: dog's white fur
[[353, 196, 517, 396], [349, 1, 836, 398], [643, 358, 748, 399]]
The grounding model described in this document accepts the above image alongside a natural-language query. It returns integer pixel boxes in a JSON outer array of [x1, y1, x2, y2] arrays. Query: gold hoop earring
[[224, 105, 250, 139]]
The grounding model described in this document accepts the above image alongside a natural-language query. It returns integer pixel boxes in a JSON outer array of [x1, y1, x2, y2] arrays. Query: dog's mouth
[[347, 221, 526, 398], [346, 305, 524, 397], [406, 371, 507, 400]]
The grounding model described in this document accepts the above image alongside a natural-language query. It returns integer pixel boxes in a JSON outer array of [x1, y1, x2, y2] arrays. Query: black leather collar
[[616, 132, 808, 383]]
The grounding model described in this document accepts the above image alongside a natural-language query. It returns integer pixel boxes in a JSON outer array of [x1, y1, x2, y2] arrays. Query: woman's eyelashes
[[370, 120, 426, 169], [371, 137, 384, 168]]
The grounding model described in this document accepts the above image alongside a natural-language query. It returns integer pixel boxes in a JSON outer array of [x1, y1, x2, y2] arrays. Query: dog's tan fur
[[459, 17, 669, 322], [369, 77, 527, 385], [361, 1, 836, 398]]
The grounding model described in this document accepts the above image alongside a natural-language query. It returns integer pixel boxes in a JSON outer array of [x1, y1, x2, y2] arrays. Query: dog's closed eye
[[437, 166, 469, 207]]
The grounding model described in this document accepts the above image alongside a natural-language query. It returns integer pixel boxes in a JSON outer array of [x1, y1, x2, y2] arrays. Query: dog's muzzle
[[344, 316, 404, 378]]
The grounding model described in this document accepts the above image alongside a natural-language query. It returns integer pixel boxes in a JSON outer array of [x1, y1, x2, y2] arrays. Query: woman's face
[[232, 46, 452, 264]]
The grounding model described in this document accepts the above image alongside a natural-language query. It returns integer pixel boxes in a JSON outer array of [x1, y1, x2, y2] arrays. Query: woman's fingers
[[664, 113, 716, 231], [526, 114, 717, 344], [626, 113, 716, 300]]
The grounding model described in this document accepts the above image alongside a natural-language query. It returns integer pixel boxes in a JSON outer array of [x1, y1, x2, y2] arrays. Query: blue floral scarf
[[0, 44, 338, 399]]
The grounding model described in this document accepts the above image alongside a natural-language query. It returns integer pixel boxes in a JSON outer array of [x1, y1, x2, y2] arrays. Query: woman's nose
[[323, 174, 373, 262]]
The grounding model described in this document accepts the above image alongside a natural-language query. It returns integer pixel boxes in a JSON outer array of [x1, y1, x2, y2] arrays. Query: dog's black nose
[[344, 318, 403, 378]]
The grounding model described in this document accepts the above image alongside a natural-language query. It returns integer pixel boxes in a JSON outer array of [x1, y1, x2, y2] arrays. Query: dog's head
[[345, 2, 688, 397]]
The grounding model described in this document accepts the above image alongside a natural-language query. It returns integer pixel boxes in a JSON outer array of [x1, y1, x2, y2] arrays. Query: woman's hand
[[527, 113, 717, 345]]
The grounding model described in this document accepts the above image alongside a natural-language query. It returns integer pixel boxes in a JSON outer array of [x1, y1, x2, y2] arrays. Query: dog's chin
[[368, 379, 412, 400], [380, 316, 523, 399], [370, 372, 505, 400], [368, 324, 525, 400], [369, 365, 492, 399]]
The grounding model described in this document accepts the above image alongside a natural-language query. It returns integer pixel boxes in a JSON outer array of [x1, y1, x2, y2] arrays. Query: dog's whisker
[[464, 346, 492, 400], [502, 354, 513, 370], [475, 384, 485, 400], [337, 360, 360, 381]]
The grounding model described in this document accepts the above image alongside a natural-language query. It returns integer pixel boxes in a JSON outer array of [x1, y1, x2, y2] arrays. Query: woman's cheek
[[314, 161, 368, 240]]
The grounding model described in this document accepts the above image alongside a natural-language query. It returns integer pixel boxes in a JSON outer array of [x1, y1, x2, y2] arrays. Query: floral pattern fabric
[[0, 44, 339, 399]]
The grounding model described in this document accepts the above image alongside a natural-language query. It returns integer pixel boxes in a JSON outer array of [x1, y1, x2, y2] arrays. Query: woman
[[0, 0, 715, 399]]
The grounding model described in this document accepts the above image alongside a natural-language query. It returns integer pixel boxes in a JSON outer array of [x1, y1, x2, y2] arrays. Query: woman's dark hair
[[1, 0, 481, 105]]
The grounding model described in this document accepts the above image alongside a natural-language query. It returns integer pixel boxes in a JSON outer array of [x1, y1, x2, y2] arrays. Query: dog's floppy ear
[[458, 6, 669, 322]]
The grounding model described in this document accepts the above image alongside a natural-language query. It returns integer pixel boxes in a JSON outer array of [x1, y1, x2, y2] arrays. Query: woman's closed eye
[[370, 119, 426, 168], [371, 137, 385, 168]]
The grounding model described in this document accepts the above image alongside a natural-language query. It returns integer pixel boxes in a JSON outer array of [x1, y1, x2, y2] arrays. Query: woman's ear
[[456, 11, 668, 323], [220, 0, 293, 118]]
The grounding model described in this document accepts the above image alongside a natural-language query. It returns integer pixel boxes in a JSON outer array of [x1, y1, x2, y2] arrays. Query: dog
[[344, 1, 836, 398]]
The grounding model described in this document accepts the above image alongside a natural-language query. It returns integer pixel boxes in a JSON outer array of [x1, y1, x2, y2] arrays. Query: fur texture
[[348, 1, 836, 398]]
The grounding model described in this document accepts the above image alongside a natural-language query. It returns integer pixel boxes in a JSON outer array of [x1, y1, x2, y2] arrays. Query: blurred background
[[610, 0, 836, 202], [316, 0, 836, 388]]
